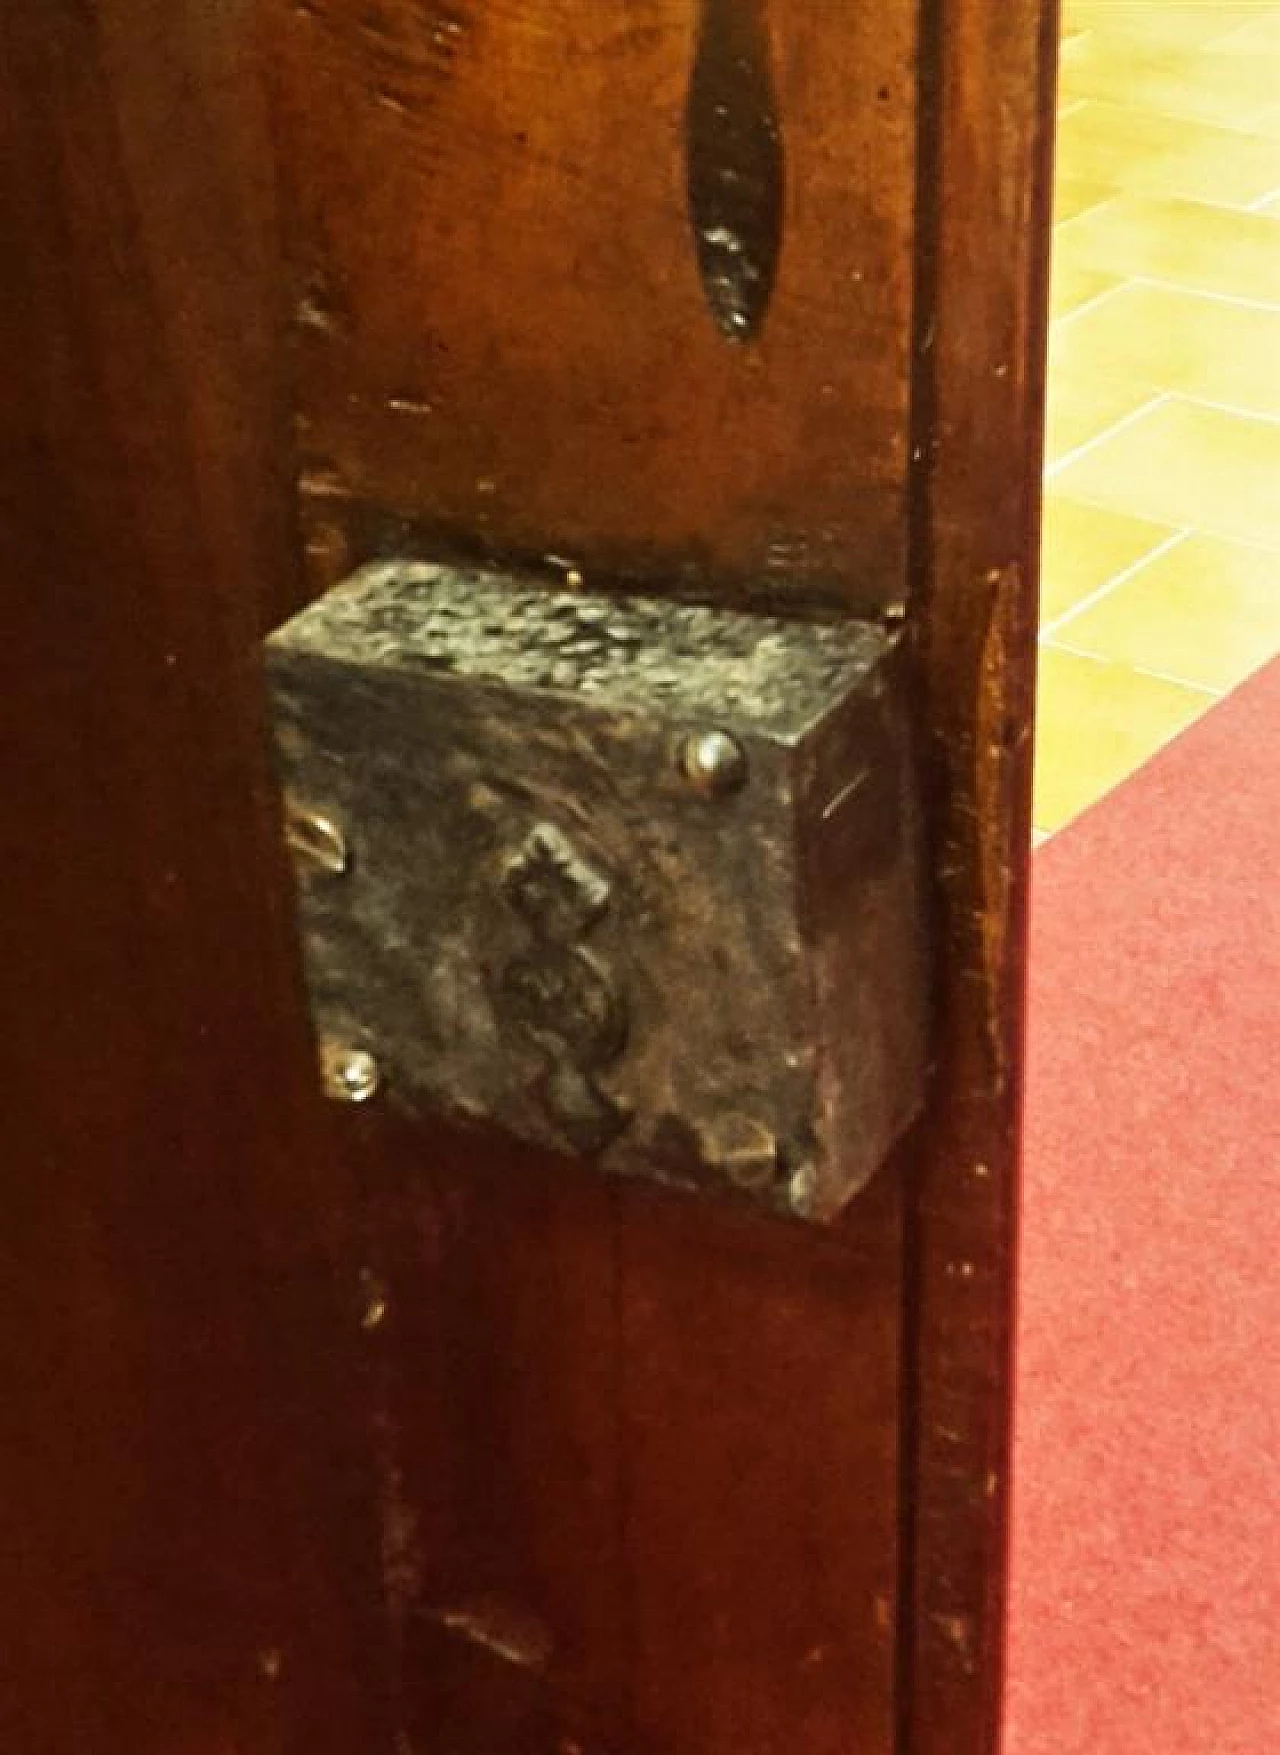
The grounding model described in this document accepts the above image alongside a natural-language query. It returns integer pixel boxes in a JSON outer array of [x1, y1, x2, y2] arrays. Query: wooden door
[[0, 2, 1057, 1751]]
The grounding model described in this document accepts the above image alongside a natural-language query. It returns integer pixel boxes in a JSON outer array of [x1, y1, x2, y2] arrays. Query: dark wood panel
[[613, 1169, 903, 1754], [261, 0, 1056, 1747], [0, 2, 386, 1748], [266, 0, 919, 610], [1, 0, 1055, 1745], [353, 1119, 904, 1752], [263, 6, 927, 1745], [905, 0, 1059, 1749]]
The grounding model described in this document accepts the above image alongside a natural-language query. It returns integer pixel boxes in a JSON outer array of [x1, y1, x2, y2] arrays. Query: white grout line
[[1161, 388, 1280, 426], [1062, 92, 1280, 153], [1061, 189, 1279, 222], [1041, 639, 1224, 698], [1040, 527, 1189, 635], [1053, 190, 1115, 225], [1046, 270, 1278, 326], [1051, 193, 1124, 238], [1045, 391, 1169, 478], [1049, 258, 1280, 315], [1126, 273, 1280, 313], [1048, 278, 1132, 330], [1050, 277, 1133, 326], [1112, 517, 1279, 558], [1129, 664, 1222, 697], [1218, 188, 1280, 215], [1045, 485, 1280, 556]]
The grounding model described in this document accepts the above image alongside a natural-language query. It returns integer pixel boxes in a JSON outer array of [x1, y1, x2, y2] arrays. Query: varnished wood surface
[[1, 0, 1055, 1748], [906, 2, 1058, 1748], [267, 0, 919, 611], [266, 4, 927, 1744], [266, 1, 1056, 1745], [367, 1123, 905, 1752], [0, 2, 385, 1749]]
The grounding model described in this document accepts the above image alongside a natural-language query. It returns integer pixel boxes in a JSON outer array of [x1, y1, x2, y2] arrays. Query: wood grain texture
[[905, 0, 1059, 1750], [266, 0, 919, 611], [366, 1119, 905, 1754], [264, 9, 924, 1739], [1, 0, 1055, 1745], [262, 0, 1055, 1747], [0, 2, 387, 1748]]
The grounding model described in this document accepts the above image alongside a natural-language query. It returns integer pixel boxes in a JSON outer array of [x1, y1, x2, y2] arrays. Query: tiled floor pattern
[[1036, 1, 1280, 834]]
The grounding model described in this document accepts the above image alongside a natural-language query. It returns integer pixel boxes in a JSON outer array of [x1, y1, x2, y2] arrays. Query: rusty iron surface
[[266, 561, 930, 1221]]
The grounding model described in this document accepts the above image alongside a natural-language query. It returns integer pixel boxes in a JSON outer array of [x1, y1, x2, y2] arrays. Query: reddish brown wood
[[364, 1126, 905, 1752], [262, 6, 932, 1745], [2, 0, 1055, 1746], [0, 2, 385, 1748], [266, 0, 920, 612], [905, 3, 1058, 1751]]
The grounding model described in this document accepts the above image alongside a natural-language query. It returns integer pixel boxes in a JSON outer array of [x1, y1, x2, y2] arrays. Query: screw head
[[788, 1161, 818, 1218], [702, 1114, 779, 1192], [284, 797, 349, 875], [677, 729, 748, 797], [320, 1041, 380, 1104]]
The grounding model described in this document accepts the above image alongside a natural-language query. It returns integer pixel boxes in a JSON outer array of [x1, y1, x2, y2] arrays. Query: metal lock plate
[[266, 561, 929, 1221]]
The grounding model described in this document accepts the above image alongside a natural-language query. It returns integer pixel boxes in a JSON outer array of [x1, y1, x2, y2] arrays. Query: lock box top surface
[[267, 561, 893, 747]]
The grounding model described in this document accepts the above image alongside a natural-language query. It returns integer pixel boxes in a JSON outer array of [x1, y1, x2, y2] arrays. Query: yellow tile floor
[[1036, 0, 1280, 836]]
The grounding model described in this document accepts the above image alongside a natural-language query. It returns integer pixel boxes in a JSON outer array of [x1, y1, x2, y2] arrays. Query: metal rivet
[[702, 1114, 779, 1191], [788, 1161, 817, 1217], [677, 729, 748, 796], [284, 797, 349, 875], [320, 1041, 380, 1104]]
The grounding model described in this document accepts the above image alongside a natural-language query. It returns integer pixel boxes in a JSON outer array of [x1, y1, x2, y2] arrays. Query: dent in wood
[[686, 0, 784, 343]]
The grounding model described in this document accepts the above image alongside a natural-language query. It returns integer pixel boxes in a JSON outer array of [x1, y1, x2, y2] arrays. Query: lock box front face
[[266, 561, 929, 1221]]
